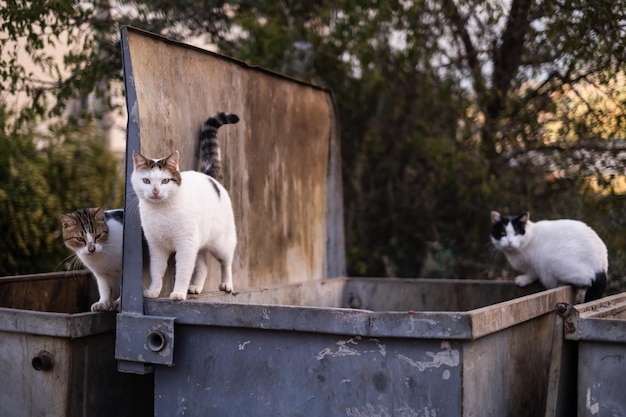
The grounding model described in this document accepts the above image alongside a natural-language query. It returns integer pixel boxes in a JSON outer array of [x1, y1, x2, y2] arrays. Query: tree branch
[[488, 0, 533, 120], [440, 0, 486, 97]]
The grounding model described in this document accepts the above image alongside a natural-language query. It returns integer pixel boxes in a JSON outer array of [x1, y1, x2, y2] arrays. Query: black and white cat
[[490, 211, 608, 302], [131, 112, 239, 300], [60, 207, 123, 311]]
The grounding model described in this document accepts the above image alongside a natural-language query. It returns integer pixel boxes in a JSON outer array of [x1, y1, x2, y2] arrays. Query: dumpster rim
[[143, 279, 572, 340]]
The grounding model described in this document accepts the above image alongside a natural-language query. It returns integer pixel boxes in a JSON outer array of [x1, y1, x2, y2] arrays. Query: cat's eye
[[162, 179, 170, 184], [95, 234, 102, 240], [76, 237, 85, 243], [142, 178, 150, 184], [500, 231, 506, 236]]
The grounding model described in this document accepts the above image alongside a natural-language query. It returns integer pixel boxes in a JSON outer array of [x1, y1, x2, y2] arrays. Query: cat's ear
[[60, 213, 76, 228], [132, 150, 149, 169], [518, 212, 530, 224], [164, 151, 180, 171], [491, 211, 501, 224], [91, 206, 106, 220]]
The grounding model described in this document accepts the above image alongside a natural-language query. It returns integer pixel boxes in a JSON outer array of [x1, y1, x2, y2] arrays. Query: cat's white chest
[[141, 205, 192, 247]]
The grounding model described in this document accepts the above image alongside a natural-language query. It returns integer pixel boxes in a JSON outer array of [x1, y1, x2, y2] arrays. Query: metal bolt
[[147, 331, 166, 352], [32, 351, 54, 371]]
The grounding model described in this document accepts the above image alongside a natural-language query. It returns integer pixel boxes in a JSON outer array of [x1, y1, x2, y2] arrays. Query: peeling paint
[[395, 341, 460, 372], [346, 403, 390, 417], [316, 337, 388, 361], [346, 403, 432, 417], [238, 341, 251, 350], [586, 388, 600, 415], [316, 338, 360, 360]]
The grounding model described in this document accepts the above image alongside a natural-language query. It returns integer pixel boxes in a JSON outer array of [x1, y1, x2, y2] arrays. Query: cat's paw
[[514, 274, 535, 287], [219, 282, 233, 293], [143, 288, 161, 298], [91, 300, 114, 312], [169, 291, 187, 301], [188, 284, 202, 294]]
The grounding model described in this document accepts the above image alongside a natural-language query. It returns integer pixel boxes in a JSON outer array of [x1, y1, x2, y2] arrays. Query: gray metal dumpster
[[557, 293, 626, 417], [116, 27, 575, 417], [145, 278, 572, 417], [0, 271, 153, 417]]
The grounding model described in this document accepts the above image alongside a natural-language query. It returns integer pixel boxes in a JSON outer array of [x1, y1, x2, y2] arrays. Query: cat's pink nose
[[88, 244, 96, 253], [152, 188, 159, 196]]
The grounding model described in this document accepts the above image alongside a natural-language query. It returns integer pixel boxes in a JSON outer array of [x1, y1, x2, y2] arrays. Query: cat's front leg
[[91, 276, 115, 311], [514, 273, 538, 287], [144, 245, 169, 298]]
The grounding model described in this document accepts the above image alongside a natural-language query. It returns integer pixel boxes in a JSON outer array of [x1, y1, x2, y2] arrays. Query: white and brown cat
[[61, 207, 123, 311], [490, 211, 608, 302], [131, 112, 239, 300]]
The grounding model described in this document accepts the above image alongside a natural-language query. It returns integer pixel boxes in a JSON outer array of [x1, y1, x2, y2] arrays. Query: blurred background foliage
[[1, 0, 625, 293], [0, 104, 123, 274]]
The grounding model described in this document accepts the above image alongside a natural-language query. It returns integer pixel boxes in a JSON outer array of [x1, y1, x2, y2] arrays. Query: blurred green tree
[[232, 0, 626, 292]]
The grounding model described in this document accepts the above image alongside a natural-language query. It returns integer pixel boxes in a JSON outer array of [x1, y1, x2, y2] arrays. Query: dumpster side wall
[[0, 327, 153, 417], [154, 325, 464, 417], [577, 341, 626, 416], [0, 333, 71, 417], [462, 312, 556, 417]]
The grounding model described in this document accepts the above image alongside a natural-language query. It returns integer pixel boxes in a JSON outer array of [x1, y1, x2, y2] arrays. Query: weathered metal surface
[[559, 294, 626, 417], [144, 278, 573, 417], [154, 326, 464, 417], [578, 342, 625, 417], [0, 271, 153, 417]]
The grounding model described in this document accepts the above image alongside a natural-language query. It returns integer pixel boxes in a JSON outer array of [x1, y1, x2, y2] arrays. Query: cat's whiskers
[[55, 253, 76, 272], [57, 253, 84, 274], [60, 207, 124, 311]]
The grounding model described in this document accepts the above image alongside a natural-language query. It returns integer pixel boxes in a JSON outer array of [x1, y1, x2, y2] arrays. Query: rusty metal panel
[[122, 26, 344, 293]]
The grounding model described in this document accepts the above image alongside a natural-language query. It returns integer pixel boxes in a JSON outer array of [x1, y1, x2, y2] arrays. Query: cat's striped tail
[[199, 112, 239, 183]]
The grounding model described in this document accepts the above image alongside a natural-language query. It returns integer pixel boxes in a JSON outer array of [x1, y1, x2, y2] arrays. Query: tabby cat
[[60, 207, 123, 311], [490, 211, 608, 302], [131, 112, 239, 300]]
